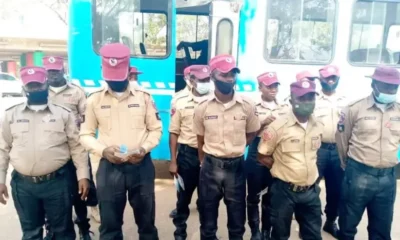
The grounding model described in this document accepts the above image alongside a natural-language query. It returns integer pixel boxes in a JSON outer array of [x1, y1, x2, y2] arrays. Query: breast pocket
[[10, 123, 29, 146], [96, 109, 111, 131], [233, 115, 246, 145], [130, 108, 145, 129], [43, 121, 67, 145], [356, 117, 378, 140], [281, 141, 301, 162], [204, 117, 220, 143]]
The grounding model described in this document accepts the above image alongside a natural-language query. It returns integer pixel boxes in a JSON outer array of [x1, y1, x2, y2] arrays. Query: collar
[[211, 91, 243, 104], [366, 93, 397, 110], [103, 82, 135, 98], [286, 110, 318, 128], [21, 101, 55, 114], [318, 91, 345, 101]]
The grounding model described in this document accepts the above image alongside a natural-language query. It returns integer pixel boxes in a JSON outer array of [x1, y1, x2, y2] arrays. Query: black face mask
[[321, 79, 339, 92], [106, 80, 129, 92], [26, 90, 49, 105], [214, 79, 235, 95]]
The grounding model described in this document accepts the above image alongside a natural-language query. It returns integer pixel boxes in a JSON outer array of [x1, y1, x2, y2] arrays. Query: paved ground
[[1, 170, 400, 240]]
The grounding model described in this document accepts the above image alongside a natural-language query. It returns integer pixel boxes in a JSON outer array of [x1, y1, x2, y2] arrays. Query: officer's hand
[[78, 179, 90, 201], [262, 116, 276, 126], [103, 146, 124, 164], [169, 161, 178, 177], [127, 147, 146, 164], [0, 184, 9, 205]]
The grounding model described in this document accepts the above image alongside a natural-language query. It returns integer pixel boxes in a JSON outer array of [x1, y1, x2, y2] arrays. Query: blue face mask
[[374, 91, 397, 104]]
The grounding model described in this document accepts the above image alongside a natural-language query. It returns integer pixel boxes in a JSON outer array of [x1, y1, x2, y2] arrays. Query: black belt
[[347, 158, 395, 177], [179, 144, 198, 153], [15, 165, 67, 184], [205, 154, 243, 169], [320, 142, 336, 150], [275, 178, 315, 193]]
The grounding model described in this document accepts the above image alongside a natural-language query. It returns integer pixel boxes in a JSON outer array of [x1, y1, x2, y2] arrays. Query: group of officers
[[0, 41, 399, 240]]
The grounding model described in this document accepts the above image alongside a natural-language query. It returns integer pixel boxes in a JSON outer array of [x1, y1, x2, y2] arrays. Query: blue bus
[[68, 0, 400, 161]]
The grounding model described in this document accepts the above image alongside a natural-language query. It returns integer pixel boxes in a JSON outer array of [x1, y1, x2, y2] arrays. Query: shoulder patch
[[5, 102, 25, 111], [87, 88, 104, 97], [52, 103, 71, 112]]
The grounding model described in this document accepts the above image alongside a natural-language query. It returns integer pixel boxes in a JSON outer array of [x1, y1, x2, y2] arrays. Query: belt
[[320, 142, 336, 150], [16, 167, 66, 184], [347, 158, 395, 177], [275, 178, 315, 193], [179, 144, 198, 153], [205, 154, 243, 169]]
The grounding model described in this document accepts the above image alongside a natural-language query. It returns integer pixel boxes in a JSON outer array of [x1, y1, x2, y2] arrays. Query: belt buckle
[[32, 176, 39, 183], [291, 185, 298, 192]]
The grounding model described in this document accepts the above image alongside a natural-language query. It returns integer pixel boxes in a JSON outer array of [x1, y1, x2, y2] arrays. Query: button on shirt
[[0, 102, 89, 184], [335, 94, 400, 169], [256, 100, 289, 137], [49, 83, 87, 120], [258, 111, 323, 186], [314, 93, 347, 143], [79, 83, 162, 158], [193, 92, 260, 158], [169, 92, 211, 148]]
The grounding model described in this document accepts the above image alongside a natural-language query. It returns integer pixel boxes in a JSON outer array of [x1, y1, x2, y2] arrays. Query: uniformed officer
[[313, 65, 346, 238], [42, 56, 94, 240], [284, 71, 318, 103], [169, 65, 212, 240], [193, 54, 260, 240], [258, 80, 323, 240], [169, 65, 193, 219], [336, 66, 400, 240], [80, 43, 161, 240], [0, 66, 90, 239], [246, 72, 289, 240], [129, 66, 142, 82]]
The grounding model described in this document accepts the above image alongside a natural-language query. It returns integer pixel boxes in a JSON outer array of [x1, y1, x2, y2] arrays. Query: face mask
[[321, 80, 339, 92], [195, 82, 210, 95], [106, 80, 129, 92], [26, 90, 49, 105], [292, 101, 315, 118], [214, 79, 235, 95], [373, 90, 396, 104]]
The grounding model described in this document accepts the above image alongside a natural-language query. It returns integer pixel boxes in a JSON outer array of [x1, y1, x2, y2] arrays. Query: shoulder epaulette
[[52, 103, 71, 112], [70, 82, 85, 90], [87, 88, 104, 97], [5, 102, 25, 111], [347, 97, 365, 107], [241, 95, 256, 105], [270, 117, 289, 131], [135, 86, 151, 95]]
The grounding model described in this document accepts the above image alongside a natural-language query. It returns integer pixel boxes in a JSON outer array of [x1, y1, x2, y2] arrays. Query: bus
[[68, 0, 400, 161]]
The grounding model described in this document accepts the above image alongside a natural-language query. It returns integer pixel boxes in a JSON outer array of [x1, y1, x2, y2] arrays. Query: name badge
[[205, 115, 218, 120], [234, 116, 246, 120], [63, 94, 72, 97], [291, 139, 300, 143], [364, 116, 376, 120], [128, 104, 140, 108], [185, 106, 194, 109], [16, 119, 29, 123], [101, 105, 111, 109], [390, 117, 400, 121]]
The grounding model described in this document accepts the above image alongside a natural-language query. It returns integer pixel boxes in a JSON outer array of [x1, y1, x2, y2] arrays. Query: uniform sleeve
[[0, 114, 12, 184], [335, 106, 353, 168], [168, 105, 182, 135], [80, 96, 107, 157], [258, 126, 278, 156], [65, 112, 90, 180], [246, 104, 261, 133], [193, 102, 206, 136], [141, 94, 162, 153], [77, 89, 87, 116]]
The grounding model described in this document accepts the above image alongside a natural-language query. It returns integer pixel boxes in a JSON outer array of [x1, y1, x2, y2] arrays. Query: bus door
[[209, 0, 242, 60]]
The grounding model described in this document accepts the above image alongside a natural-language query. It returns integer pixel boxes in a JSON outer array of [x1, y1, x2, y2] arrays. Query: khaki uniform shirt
[[0, 102, 89, 184], [80, 83, 162, 159], [335, 94, 400, 169], [171, 87, 191, 109], [258, 112, 323, 186], [193, 92, 260, 158], [49, 83, 87, 120], [169, 92, 211, 148], [314, 93, 347, 143], [256, 100, 289, 137]]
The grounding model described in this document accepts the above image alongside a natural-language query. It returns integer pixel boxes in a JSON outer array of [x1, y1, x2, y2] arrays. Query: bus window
[[176, 15, 209, 60], [216, 19, 233, 55], [92, 0, 169, 57], [264, 0, 337, 64], [349, 1, 400, 66]]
